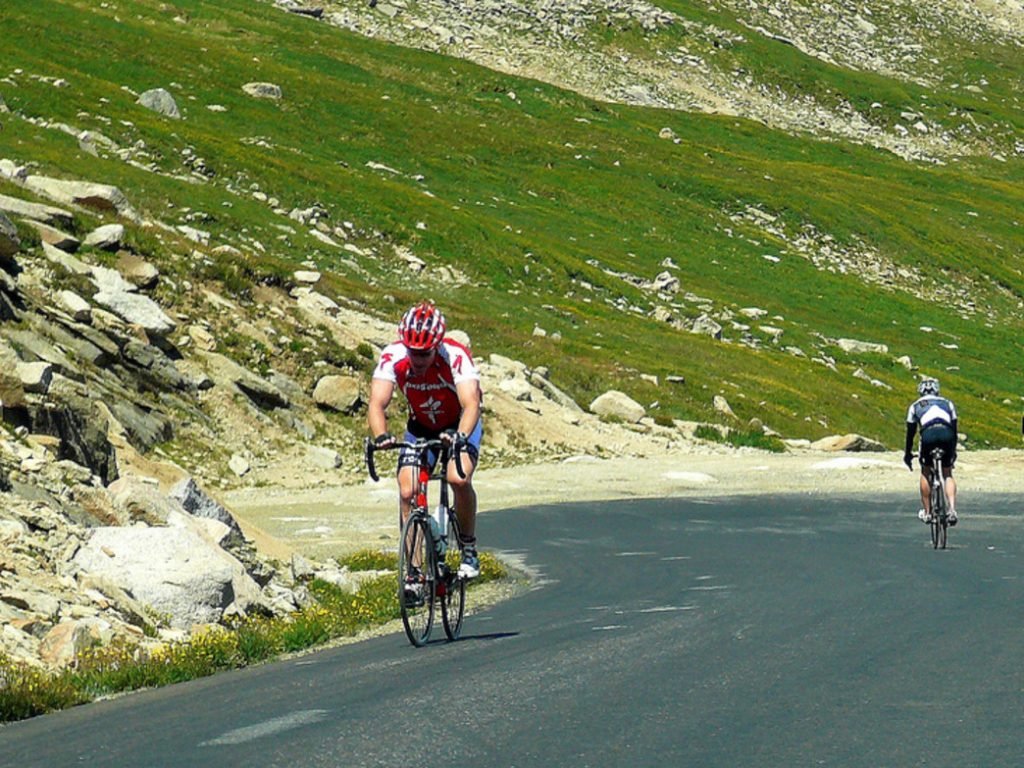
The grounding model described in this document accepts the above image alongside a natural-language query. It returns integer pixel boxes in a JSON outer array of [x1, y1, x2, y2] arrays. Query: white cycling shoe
[[917, 508, 932, 523], [458, 547, 480, 579]]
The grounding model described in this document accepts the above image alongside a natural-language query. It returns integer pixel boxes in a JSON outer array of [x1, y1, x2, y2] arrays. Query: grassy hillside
[[1, 0, 1022, 450]]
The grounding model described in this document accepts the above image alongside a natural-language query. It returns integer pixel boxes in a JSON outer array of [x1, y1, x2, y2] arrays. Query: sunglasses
[[406, 348, 435, 358]]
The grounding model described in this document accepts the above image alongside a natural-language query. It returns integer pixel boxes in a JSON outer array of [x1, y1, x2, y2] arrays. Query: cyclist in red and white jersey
[[368, 301, 483, 578]]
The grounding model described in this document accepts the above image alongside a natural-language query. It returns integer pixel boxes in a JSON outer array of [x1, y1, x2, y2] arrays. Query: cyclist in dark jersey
[[368, 301, 483, 578], [903, 377, 958, 525]]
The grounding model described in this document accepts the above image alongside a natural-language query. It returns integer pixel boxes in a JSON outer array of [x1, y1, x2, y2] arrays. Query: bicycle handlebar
[[364, 436, 466, 483]]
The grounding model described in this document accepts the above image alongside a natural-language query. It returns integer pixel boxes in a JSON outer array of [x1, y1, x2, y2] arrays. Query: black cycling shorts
[[919, 423, 956, 469]]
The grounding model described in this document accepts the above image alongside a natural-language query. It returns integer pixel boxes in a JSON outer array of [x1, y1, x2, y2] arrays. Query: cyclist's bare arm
[[368, 377, 395, 441], [453, 378, 481, 437]]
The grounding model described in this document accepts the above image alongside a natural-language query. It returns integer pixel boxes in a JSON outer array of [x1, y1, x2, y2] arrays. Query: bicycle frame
[[365, 437, 467, 645]]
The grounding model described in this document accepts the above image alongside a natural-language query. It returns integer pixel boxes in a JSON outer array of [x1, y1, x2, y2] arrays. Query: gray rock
[[21, 219, 80, 252], [71, 526, 261, 629], [92, 290, 176, 336], [90, 265, 137, 293], [0, 193, 73, 227], [198, 351, 290, 410], [691, 314, 723, 340], [16, 361, 53, 394], [242, 82, 283, 100], [24, 176, 138, 220], [837, 338, 889, 355], [41, 241, 90, 275], [169, 476, 243, 536], [83, 223, 125, 251], [137, 88, 181, 119], [107, 475, 181, 525], [589, 390, 646, 423], [57, 290, 92, 322], [713, 395, 736, 419], [809, 434, 886, 452], [307, 445, 341, 469], [312, 374, 362, 413], [0, 211, 21, 260], [228, 455, 250, 476], [115, 253, 159, 289]]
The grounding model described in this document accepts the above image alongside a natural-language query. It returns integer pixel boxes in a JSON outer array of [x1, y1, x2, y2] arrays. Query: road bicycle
[[365, 436, 467, 647], [924, 447, 951, 550]]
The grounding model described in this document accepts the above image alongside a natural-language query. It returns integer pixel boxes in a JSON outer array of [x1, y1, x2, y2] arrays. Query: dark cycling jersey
[[906, 396, 958, 468]]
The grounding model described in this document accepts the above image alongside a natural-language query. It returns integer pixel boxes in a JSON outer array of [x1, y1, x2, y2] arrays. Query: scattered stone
[[293, 270, 321, 285], [92, 290, 177, 336], [0, 211, 19, 260], [115, 252, 160, 289], [242, 82, 283, 100], [17, 361, 53, 394], [228, 455, 250, 476], [837, 338, 889, 355], [24, 176, 138, 220], [83, 223, 125, 251], [713, 395, 736, 419], [312, 374, 362, 413], [21, 219, 80, 252], [589, 390, 646, 423], [691, 314, 723, 340], [0, 193, 74, 227], [137, 88, 181, 119], [306, 445, 341, 469], [809, 434, 886, 452]]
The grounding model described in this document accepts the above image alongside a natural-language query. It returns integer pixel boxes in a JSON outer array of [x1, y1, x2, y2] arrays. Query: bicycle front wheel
[[440, 514, 466, 641], [398, 513, 435, 647], [930, 477, 948, 550]]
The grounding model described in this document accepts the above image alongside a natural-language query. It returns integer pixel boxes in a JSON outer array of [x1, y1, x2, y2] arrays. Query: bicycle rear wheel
[[398, 513, 435, 647], [440, 514, 466, 641]]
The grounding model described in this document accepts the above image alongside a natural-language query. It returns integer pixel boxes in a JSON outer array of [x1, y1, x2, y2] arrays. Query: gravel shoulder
[[223, 448, 1024, 562]]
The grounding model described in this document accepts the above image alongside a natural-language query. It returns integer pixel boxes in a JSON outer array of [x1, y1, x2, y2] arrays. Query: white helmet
[[918, 377, 940, 396]]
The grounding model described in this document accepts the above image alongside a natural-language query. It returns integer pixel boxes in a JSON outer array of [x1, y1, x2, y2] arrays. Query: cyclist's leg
[[397, 428, 436, 525], [918, 430, 941, 518], [943, 440, 957, 520], [918, 456, 932, 518], [447, 421, 482, 540]]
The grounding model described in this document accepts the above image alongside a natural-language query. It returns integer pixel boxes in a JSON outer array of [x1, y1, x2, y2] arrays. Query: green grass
[[0, 0, 1022, 452], [0, 548, 507, 723]]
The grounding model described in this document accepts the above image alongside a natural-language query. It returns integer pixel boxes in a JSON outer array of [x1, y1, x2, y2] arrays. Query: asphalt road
[[2, 493, 1022, 767]]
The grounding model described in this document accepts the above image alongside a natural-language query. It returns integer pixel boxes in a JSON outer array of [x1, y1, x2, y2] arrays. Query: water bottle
[[432, 504, 447, 557]]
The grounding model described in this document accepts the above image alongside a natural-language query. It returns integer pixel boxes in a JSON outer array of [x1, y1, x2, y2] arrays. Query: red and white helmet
[[398, 301, 446, 350]]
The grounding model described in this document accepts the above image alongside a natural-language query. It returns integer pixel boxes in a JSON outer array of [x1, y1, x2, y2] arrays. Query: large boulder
[[589, 390, 646, 423], [136, 88, 181, 119], [92, 290, 177, 337], [71, 525, 263, 629], [24, 176, 138, 221], [0, 193, 74, 227]]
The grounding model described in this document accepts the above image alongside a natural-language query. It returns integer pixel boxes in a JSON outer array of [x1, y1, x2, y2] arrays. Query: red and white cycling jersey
[[373, 339, 480, 430]]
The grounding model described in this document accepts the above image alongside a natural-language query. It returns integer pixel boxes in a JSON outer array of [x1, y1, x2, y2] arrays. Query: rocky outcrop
[[0, 173, 321, 669]]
